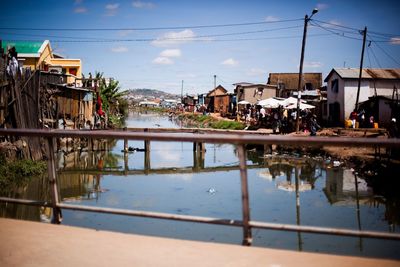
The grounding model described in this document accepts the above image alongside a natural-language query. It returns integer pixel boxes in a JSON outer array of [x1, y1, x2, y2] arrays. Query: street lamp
[[295, 8, 318, 133]]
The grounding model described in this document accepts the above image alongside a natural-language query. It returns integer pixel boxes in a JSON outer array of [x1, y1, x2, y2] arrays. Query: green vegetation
[[209, 120, 246, 130], [95, 72, 129, 127], [178, 113, 245, 130], [0, 155, 47, 195]]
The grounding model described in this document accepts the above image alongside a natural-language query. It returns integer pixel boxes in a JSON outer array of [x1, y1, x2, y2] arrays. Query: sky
[[1, 0, 400, 94]]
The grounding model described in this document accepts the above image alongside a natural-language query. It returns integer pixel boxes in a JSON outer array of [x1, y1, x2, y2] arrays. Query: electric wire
[[0, 18, 303, 31], [369, 38, 400, 67], [0, 25, 304, 42]]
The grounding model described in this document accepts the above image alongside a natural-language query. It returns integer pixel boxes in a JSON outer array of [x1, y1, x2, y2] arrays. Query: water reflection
[[1, 112, 400, 259]]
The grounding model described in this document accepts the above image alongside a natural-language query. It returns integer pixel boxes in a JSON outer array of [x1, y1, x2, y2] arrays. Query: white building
[[324, 68, 400, 125]]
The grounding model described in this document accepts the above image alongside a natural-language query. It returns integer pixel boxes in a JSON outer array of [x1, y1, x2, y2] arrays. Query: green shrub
[[0, 155, 47, 193]]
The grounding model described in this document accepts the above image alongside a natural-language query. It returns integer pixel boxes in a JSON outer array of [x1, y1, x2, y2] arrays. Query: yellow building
[[2, 40, 82, 85]]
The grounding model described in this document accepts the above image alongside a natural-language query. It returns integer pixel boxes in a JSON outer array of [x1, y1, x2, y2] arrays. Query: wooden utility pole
[[181, 80, 184, 104], [213, 74, 216, 113], [355, 27, 367, 111], [295, 9, 318, 133], [295, 14, 310, 133]]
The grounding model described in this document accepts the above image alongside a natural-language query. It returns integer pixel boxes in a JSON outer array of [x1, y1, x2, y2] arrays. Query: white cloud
[[117, 30, 134, 37], [160, 49, 181, 58], [304, 61, 323, 68], [151, 29, 195, 47], [246, 68, 265, 76], [132, 1, 155, 9], [153, 57, 173, 65], [265, 16, 279, 22], [316, 3, 329, 10], [105, 3, 119, 16], [111, 46, 128, 53], [74, 7, 87, 13], [106, 3, 119, 9], [390, 37, 400, 45], [221, 58, 239, 66]]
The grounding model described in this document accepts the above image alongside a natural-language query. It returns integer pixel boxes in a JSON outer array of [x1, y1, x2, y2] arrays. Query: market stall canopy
[[257, 97, 283, 108], [285, 102, 315, 110], [281, 97, 306, 106], [238, 100, 250, 105]]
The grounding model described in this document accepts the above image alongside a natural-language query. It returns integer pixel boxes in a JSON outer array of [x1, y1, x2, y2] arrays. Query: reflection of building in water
[[0, 175, 50, 222], [324, 168, 372, 205], [57, 150, 116, 201]]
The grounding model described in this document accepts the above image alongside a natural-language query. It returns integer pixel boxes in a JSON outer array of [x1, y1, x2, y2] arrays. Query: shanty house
[[2, 40, 82, 86], [234, 82, 277, 105], [324, 68, 400, 126], [206, 85, 227, 112], [267, 73, 322, 98]]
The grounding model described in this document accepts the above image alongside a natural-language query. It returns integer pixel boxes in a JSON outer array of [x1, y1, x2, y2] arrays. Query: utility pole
[[181, 80, 184, 107], [355, 27, 367, 111], [214, 74, 217, 113], [295, 8, 318, 133]]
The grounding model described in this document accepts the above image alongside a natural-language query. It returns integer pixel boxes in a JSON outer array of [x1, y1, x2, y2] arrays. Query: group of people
[[239, 105, 320, 135], [349, 109, 376, 128]]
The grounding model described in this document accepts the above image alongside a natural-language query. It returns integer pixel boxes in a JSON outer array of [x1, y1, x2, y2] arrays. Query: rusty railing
[[1, 128, 400, 245]]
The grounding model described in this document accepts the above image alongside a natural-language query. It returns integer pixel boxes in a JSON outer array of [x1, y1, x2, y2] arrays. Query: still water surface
[[1, 111, 399, 259]]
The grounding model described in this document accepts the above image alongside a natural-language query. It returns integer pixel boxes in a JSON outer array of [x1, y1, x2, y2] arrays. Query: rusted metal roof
[[325, 68, 400, 81]]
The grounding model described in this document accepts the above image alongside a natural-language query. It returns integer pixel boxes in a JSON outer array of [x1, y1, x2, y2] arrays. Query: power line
[[311, 19, 361, 32], [312, 19, 400, 42], [0, 18, 303, 32], [0, 25, 303, 42], [3, 33, 333, 44], [367, 41, 383, 68], [310, 21, 363, 41], [369, 37, 400, 67]]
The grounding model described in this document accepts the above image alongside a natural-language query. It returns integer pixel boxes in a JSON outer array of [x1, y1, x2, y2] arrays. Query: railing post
[[46, 137, 62, 224], [144, 128, 150, 152], [237, 144, 252, 245], [123, 127, 128, 152]]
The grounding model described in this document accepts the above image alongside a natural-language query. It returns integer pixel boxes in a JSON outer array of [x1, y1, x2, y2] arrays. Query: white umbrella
[[257, 97, 283, 108], [238, 100, 250, 105], [282, 96, 306, 106], [285, 102, 315, 110]]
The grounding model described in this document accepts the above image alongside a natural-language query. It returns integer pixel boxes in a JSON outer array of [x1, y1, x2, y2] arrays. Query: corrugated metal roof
[[2, 41, 45, 54], [330, 68, 400, 80]]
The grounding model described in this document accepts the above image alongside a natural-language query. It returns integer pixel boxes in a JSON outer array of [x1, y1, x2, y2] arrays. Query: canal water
[[1, 111, 399, 259]]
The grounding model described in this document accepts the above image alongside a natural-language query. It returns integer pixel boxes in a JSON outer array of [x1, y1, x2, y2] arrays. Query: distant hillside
[[126, 89, 179, 100]]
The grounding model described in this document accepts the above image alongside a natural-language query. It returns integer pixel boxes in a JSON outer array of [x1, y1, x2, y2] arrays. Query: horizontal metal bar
[[0, 197, 52, 207], [57, 203, 243, 227], [0, 128, 399, 147], [249, 221, 400, 240], [2, 197, 399, 240], [59, 203, 400, 240]]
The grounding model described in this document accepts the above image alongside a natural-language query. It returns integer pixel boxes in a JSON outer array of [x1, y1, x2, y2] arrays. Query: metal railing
[[1, 128, 400, 245]]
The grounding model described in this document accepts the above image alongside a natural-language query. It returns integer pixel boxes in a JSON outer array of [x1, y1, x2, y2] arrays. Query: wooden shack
[[267, 73, 322, 98]]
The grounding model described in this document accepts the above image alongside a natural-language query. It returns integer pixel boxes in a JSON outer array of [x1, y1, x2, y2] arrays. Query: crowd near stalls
[[237, 97, 319, 134]]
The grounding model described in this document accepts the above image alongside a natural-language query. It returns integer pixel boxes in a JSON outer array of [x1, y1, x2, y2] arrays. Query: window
[[331, 79, 338, 93]]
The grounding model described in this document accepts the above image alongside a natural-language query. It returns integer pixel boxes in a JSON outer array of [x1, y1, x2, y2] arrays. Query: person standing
[[350, 110, 358, 129]]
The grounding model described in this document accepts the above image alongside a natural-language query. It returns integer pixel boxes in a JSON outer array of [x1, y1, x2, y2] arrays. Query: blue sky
[[1, 0, 400, 94]]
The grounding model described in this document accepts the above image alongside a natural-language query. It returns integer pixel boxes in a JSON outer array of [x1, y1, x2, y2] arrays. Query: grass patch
[[210, 120, 246, 130], [179, 113, 245, 130]]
